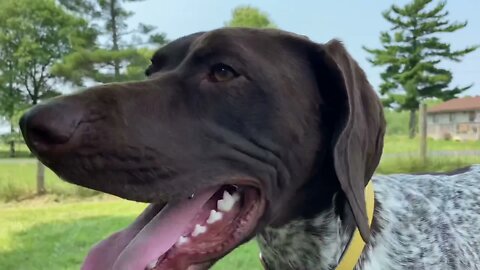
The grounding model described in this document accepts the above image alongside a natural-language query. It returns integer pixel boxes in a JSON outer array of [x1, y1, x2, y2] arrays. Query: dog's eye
[[208, 63, 238, 82]]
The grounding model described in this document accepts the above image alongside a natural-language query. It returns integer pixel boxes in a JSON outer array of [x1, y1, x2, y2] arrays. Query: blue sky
[[126, 0, 480, 96], [2, 1, 478, 133]]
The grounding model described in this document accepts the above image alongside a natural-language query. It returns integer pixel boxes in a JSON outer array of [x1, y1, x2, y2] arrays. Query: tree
[[0, 0, 93, 194], [364, 0, 478, 138], [0, 79, 24, 157], [0, 9, 29, 158], [0, 63, 21, 157], [55, 0, 167, 85], [225, 5, 276, 28]]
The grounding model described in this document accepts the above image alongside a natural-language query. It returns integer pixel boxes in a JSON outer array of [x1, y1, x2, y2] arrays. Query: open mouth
[[82, 184, 265, 270]]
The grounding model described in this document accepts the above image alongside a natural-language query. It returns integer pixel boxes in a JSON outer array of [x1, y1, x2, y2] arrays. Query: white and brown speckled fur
[[257, 165, 480, 270]]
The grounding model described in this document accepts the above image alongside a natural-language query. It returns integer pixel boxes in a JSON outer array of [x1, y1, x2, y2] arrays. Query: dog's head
[[20, 28, 385, 270]]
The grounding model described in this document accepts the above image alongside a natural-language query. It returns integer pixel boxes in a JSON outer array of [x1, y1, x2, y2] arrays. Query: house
[[427, 96, 480, 141]]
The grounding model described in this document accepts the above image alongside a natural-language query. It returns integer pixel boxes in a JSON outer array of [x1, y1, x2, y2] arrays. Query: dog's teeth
[[223, 190, 233, 201], [146, 260, 157, 270], [217, 191, 240, 212], [192, 224, 207, 237], [206, 210, 223, 224], [177, 236, 190, 245], [217, 199, 233, 212]]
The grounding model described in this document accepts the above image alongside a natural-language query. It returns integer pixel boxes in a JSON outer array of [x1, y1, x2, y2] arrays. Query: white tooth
[[217, 191, 240, 212], [192, 224, 207, 237], [217, 198, 232, 212], [147, 260, 157, 270], [206, 210, 223, 224], [223, 190, 233, 201], [177, 236, 190, 245], [232, 193, 240, 203]]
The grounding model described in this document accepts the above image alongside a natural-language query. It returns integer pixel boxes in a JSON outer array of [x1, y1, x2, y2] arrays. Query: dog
[[20, 28, 480, 270]]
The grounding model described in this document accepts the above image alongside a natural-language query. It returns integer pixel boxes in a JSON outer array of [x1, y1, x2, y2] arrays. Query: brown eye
[[208, 63, 238, 82]]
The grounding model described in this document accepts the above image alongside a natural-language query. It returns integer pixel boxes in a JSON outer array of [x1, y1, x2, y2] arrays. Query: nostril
[[21, 101, 84, 151], [29, 124, 71, 146]]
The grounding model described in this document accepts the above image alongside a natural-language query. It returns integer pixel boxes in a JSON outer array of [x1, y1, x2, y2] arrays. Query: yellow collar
[[259, 182, 375, 270], [335, 181, 375, 270]]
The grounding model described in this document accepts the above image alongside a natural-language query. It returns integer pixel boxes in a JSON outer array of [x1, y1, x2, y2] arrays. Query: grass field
[[0, 199, 262, 270], [0, 160, 99, 202], [0, 143, 31, 158], [1, 136, 479, 202], [0, 135, 479, 269], [383, 135, 480, 154]]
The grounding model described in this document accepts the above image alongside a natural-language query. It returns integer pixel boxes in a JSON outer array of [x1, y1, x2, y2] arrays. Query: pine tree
[[364, 0, 478, 138], [55, 0, 168, 85]]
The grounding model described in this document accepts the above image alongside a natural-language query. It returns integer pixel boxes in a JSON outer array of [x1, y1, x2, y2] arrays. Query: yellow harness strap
[[335, 181, 375, 270]]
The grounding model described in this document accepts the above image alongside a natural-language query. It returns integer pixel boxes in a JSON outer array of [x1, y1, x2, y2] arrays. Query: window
[[449, 113, 456, 122], [469, 111, 476, 122]]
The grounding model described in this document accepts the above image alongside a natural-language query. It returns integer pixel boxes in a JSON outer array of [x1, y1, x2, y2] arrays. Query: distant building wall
[[427, 110, 480, 141]]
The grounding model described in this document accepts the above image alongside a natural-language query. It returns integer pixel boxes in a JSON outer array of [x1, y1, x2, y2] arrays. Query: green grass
[[380, 135, 480, 173], [383, 135, 480, 154], [1, 135, 479, 202], [0, 143, 31, 158], [0, 135, 479, 269], [377, 156, 480, 174], [2, 154, 478, 270], [0, 200, 261, 270], [0, 160, 98, 202]]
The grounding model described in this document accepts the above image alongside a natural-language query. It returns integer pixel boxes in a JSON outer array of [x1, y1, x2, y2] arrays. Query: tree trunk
[[9, 122, 15, 158], [409, 109, 417, 139], [36, 159, 46, 195], [7, 62, 16, 158], [9, 141, 15, 158], [110, 0, 121, 80], [31, 95, 46, 195], [419, 103, 428, 163]]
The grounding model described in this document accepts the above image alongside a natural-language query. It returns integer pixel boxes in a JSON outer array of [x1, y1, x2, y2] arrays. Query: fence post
[[419, 103, 428, 164], [36, 160, 46, 195]]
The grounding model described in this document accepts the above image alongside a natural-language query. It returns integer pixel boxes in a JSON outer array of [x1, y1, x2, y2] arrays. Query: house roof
[[428, 96, 480, 113]]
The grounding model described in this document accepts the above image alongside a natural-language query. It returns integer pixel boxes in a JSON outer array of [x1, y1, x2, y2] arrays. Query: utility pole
[[419, 103, 428, 164]]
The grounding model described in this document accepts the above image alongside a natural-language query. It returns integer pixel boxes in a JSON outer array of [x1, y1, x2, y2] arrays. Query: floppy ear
[[309, 39, 386, 241]]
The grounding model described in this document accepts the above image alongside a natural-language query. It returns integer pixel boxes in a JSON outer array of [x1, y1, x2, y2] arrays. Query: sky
[[125, 0, 480, 97], [1, 1, 479, 133]]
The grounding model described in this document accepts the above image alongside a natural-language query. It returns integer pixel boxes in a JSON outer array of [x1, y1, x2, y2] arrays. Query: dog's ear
[[309, 39, 386, 240]]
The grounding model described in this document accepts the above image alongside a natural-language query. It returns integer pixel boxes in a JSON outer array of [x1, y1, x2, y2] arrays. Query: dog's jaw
[[82, 185, 266, 270]]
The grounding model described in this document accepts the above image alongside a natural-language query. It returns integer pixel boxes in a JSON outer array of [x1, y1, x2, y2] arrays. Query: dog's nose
[[20, 101, 83, 153]]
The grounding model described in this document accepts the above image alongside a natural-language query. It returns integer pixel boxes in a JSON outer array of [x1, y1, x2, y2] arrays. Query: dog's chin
[[81, 184, 266, 270]]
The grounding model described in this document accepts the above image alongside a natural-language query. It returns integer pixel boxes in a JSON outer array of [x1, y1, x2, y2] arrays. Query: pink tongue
[[112, 189, 217, 270], [81, 189, 217, 270]]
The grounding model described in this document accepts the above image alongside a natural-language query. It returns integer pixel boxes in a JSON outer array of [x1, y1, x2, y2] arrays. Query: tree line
[[0, 0, 168, 194], [0, 0, 168, 158], [0, 1, 477, 194]]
